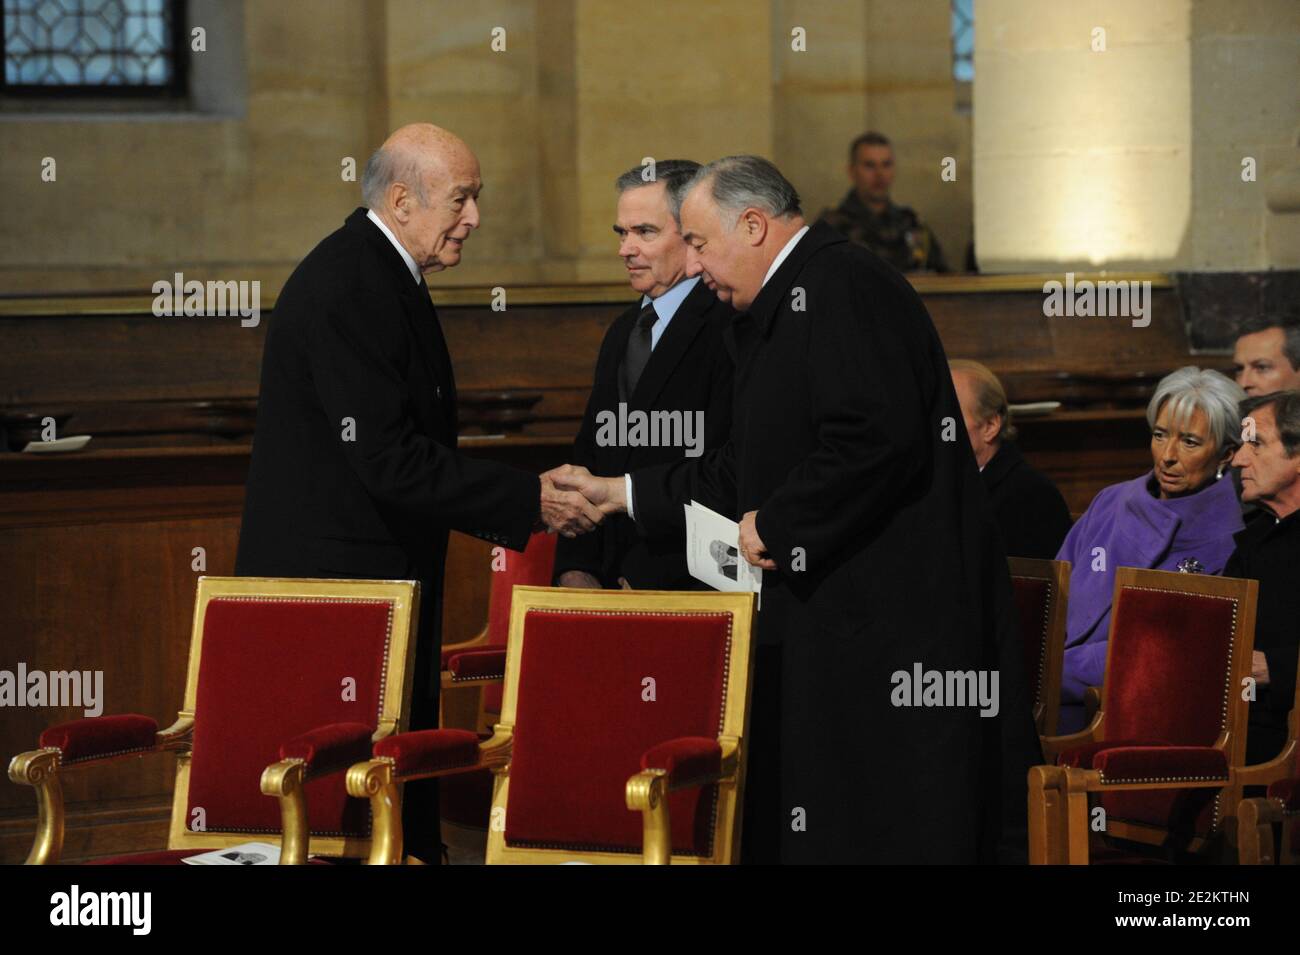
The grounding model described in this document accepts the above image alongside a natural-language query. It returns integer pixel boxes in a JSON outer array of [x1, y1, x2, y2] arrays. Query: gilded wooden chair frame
[[1235, 653, 1300, 865], [1029, 567, 1257, 865], [349, 585, 757, 865], [8, 576, 418, 865]]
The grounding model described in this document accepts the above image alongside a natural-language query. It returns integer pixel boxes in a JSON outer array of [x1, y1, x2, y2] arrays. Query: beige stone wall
[[0, 0, 388, 294], [975, 0, 1300, 272], [0, 0, 968, 293], [743, 0, 973, 272]]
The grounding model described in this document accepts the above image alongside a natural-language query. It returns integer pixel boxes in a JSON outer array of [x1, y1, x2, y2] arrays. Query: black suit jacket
[[980, 441, 1073, 560], [1224, 510, 1300, 764], [235, 207, 539, 729], [630, 222, 1040, 863], [554, 280, 733, 589]]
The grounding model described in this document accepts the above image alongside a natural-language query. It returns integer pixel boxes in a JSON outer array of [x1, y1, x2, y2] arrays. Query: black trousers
[[740, 644, 782, 864], [400, 623, 442, 861]]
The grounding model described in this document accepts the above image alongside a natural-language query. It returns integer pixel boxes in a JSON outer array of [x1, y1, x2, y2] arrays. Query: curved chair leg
[[1236, 797, 1279, 865], [260, 758, 312, 864], [347, 759, 404, 865], [626, 769, 671, 865], [9, 749, 64, 865]]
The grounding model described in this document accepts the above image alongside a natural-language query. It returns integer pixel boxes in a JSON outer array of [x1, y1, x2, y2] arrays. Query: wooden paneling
[[0, 276, 1203, 861]]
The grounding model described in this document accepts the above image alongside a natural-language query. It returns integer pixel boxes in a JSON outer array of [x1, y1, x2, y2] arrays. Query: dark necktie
[[621, 302, 658, 400]]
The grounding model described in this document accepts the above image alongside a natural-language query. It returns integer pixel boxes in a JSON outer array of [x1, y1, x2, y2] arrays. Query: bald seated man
[[236, 124, 601, 862]]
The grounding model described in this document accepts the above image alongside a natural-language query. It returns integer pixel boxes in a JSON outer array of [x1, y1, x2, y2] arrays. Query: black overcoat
[[632, 222, 1038, 863], [981, 441, 1073, 560], [235, 208, 539, 856], [554, 280, 734, 589]]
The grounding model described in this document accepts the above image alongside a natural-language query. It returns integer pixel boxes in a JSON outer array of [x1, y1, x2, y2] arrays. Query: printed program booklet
[[684, 501, 764, 602], [180, 842, 282, 865]]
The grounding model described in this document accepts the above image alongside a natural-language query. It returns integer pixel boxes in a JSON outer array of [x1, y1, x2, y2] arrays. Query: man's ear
[[742, 209, 767, 246], [389, 182, 410, 222], [982, 414, 1002, 445]]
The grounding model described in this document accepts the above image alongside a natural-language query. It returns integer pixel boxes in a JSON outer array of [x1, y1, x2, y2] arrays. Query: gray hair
[[361, 144, 430, 210], [615, 159, 701, 220], [1240, 391, 1300, 458], [1146, 366, 1246, 455], [688, 155, 802, 227]]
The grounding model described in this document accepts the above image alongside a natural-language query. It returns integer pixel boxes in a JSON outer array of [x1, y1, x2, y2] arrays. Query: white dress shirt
[[366, 208, 422, 285], [761, 225, 809, 289]]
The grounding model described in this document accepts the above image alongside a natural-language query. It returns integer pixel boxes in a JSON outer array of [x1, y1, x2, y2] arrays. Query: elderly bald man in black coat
[[236, 123, 603, 862], [554, 155, 1039, 863]]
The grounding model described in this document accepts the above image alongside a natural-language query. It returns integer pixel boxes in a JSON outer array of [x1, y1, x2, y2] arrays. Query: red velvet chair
[[1008, 557, 1070, 736], [1028, 567, 1257, 864], [348, 586, 757, 864], [8, 577, 418, 865], [439, 531, 558, 734], [1236, 652, 1300, 864]]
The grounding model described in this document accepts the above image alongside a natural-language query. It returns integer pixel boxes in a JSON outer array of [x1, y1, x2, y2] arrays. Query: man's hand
[[558, 570, 602, 589], [539, 470, 604, 538], [1252, 650, 1270, 686], [547, 464, 627, 517], [739, 510, 777, 570]]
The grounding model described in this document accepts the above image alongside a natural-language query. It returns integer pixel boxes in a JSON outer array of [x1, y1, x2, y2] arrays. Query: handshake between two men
[[536, 465, 623, 538], [535, 464, 777, 587]]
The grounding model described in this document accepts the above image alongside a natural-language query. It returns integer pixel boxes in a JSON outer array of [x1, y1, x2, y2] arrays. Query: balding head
[[361, 123, 482, 274]]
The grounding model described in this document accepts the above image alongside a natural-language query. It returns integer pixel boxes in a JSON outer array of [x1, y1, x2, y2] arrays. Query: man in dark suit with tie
[[555, 155, 1038, 863], [235, 123, 602, 862], [554, 160, 733, 591]]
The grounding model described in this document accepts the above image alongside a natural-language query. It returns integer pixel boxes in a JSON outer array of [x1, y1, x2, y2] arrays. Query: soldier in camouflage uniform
[[818, 131, 949, 273]]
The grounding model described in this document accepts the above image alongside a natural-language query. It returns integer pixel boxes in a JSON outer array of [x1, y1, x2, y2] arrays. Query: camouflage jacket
[[818, 191, 948, 273]]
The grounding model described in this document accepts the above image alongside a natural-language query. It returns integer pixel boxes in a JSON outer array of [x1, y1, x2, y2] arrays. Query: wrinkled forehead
[[426, 146, 481, 192]]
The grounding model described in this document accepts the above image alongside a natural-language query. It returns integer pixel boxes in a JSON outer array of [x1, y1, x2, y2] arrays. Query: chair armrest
[[1083, 686, 1103, 725], [39, 714, 160, 764], [439, 625, 492, 666], [8, 713, 194, 865], [1235, 737, 1298, 788], [258, 722, 376, 865], [346, 729, 513, 864], [277, 722, 374, 778], [626, 737, 738, 865], [640, 737, 724, 789], [1040, 710, 1104, 762], [1089, 745, 1229, 785], [444, 647, 508, 683], [375, 728, 483, 777]]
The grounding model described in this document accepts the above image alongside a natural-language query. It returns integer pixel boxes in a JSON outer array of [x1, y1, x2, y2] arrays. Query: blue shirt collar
[[640, 275, 700, 323]]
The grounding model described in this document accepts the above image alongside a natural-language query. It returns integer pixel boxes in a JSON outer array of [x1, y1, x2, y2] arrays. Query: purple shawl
[[1055, 470, 1243, 733]]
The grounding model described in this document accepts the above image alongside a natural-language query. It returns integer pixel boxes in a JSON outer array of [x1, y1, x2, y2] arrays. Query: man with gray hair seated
[[1054, 366, 1246, 734], [1226, 390, 1300, 764], [552, 154, 1037, 863]]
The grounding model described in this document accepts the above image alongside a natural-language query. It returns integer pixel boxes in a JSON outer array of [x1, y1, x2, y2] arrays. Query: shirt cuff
[[624, 473, 635, 522]]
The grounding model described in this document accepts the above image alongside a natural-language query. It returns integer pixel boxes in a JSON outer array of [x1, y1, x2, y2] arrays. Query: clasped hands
[[537, 465, 625, 538], [538, 465, 778, 571]]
